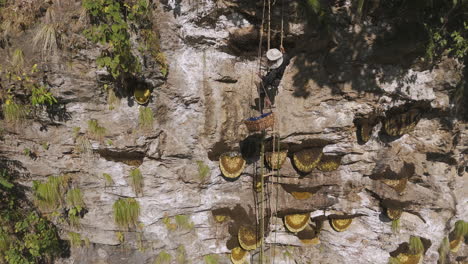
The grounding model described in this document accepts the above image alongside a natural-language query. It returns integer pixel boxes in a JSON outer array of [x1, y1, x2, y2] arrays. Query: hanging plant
[[219, 152, 245, 180], [292, 148, 322, 173], [284, 213, 310, 233]]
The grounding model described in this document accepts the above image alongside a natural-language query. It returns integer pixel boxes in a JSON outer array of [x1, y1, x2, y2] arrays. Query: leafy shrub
[[113, 198, 140, 229], [82, 0, 140, 79], [129, 168, 143, 196], [31, 86, 57, 106], [139, 107, 154, 130], [0, 170, 63, 263]]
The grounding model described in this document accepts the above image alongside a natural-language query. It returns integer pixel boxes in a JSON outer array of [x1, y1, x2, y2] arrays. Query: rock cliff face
[[0, 0, 467, 264]]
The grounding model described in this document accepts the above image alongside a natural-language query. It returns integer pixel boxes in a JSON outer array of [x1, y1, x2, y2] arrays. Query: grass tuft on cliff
[[408, 236, 424, 255], [129, 168, 143, 196], [154, 250, 172, 264], [139, 107, 154, 130], [113, 198, 140, 229], [87, 119, 106, 140], [33, 175, 70, 211]]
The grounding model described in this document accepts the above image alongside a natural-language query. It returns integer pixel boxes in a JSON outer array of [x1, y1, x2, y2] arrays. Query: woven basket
[[265, 150, 287, 170], [244, 112, 275, 132]]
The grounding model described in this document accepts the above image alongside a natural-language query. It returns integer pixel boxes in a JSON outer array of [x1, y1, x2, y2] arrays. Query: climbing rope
[[272, 0, 284, 262]]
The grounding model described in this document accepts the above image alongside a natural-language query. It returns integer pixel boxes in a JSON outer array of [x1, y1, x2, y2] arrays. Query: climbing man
[[258, 47, 290, 112]]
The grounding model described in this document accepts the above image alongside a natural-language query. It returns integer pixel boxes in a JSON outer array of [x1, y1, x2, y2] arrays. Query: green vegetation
[[10, 48, 24, 72], [31, 86, 58, 106], [139, 107, 154, 130], [66, 188, 85, 227], [1, 58, 56, 125], [33, 175, 71, 211], [75, 135, 92, 154], [66, 188, 85, 208], [41, 142, 50, 150], [2, 99, 28, 124], [162, 214, 177, 231], [453, 220, 468, 238], [82, 0, 142, 79], [103, 173, 114, 186], [140, 29, 168, 76], [23, 147, 32, 157], [0, 169, 63, 263], [204, 254, 219, 264], [116, 231, 125, 243], [163, 214, 194, 231], [107, 88, 119, 110], [391, 219, 400, 234], [174, 214, 194, 230], [72, 127, 81, 139], [408, 236, 424, 255], [87, 119, 106, 140], [176, 245, 186, 264], [33, 8, 59, 56], [68, 232, 83, 248], [438, 237, 450, 264], [196, 160, 210, 183], [113, 198, 140, 229], [154, 251, 172, 264], [387, 257, 400, 264], [129, 168, 143, 196]]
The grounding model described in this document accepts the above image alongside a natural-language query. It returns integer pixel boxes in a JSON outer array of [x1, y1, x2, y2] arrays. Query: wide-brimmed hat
[[266, 48, 283, 69]]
